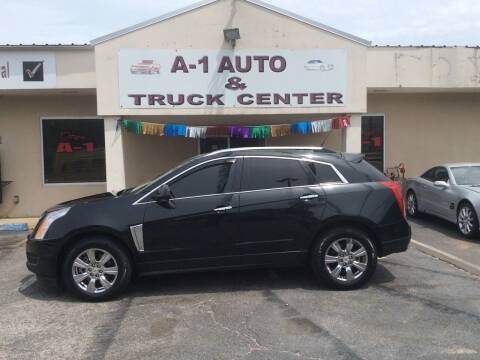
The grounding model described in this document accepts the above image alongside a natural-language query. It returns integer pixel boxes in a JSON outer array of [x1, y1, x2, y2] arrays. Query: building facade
[[1, 0, 480, 217]]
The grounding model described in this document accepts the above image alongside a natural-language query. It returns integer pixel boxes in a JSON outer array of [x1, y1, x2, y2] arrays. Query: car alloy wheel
[[311, 227, 377, 290], [324, 238, 368, 283], [406, 192, 417, 217], [72, 248, 119, 294], [63, 237, 132, 301], [458, 205, 478, 237]]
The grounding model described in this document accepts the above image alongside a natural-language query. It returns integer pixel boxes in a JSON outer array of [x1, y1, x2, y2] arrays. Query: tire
[[457, 202, 479, 238], [310, 227, 377, 290], [406, 190, 419, 218], [62, 236, 132, 301]]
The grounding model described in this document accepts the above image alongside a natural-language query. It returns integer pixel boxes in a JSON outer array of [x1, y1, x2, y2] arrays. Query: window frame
[[133, 155, 347, 205], [167, 159, 239, 200], [40, 117, 106, 186]]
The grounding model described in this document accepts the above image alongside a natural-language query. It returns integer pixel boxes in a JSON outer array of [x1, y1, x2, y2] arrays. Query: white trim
[[90, 0, 370, 46], [90, 0, 217, 45], [245, 0, 370, 46], [133, 154, 348, 205], [40, 116, 107, 186]]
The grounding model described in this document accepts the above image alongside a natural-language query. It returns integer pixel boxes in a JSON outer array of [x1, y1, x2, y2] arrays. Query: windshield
[[450, 166, 480, 185], [122, 154, 205, 195]]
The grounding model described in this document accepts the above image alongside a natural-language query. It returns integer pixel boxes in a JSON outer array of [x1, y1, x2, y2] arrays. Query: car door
[[430, 167, 457, 220], [236, 156, 326, 262], [141, 158, 241, 269], [417, 167, 438, 212]]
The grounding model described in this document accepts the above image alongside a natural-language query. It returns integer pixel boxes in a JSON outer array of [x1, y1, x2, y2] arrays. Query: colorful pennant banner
[[118, 116, 351, 139]]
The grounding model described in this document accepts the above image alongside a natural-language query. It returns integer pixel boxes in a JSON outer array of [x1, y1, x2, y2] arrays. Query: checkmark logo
[[23, 61, 44, 81]]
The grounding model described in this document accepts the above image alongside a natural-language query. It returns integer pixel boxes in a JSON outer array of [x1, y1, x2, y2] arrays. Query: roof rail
[[208, 146, 328, 155]]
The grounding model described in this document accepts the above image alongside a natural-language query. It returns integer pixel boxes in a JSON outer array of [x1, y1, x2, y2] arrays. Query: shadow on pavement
[[409, 213, 480, 243], [19, 264, 396, 302]]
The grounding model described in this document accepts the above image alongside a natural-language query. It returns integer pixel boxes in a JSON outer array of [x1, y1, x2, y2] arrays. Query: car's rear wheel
[[406, 190, 419, 218], [62, 237, 132, 301], [311, 227, 377, 290], [457, 203, 479, 238]]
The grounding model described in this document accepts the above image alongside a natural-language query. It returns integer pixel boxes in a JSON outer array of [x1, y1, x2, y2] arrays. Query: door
[[237, 157, 326, 260], [361, 115, 384, 172], [427, 167, 456, 219], [142, 158, 241, 268]]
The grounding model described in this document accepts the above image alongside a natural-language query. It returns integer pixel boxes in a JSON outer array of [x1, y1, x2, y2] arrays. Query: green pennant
[[251, 126, 271, 138]]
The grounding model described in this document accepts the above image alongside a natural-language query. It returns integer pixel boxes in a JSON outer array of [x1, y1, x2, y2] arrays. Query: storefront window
[[42, 118, 106, 183], [361, 115, 384, 172]]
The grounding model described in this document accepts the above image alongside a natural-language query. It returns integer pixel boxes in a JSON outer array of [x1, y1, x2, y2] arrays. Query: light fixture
[[224, 28, 240, 48]]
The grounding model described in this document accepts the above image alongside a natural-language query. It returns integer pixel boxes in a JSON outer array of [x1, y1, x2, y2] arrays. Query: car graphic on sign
[[130, 60, 161, 75], [304, 59, 334, 71]]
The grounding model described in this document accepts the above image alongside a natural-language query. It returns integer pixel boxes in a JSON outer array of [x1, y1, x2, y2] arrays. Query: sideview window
[[433, 167, 449, 182], [169, 161, 235, 198], [421, 168, 435, 182], [304, 162, 341, 183], [242, 158, 310, 191], [42, 118, 106, 183]]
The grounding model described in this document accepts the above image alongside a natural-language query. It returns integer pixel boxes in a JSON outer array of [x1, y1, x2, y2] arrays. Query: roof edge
[[245, 0, 371, 46], [90, 0, 371, 47], [90, 0, 217, 45]]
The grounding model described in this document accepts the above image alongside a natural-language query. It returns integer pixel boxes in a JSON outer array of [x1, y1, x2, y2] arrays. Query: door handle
[[299, 194, 319, 200], [213, 205, 232, 212]]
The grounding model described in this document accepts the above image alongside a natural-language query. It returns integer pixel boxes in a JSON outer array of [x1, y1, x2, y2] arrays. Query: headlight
[[33, 207, 71, 240]]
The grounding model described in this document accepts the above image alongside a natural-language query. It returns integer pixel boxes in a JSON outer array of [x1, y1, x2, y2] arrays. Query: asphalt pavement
[[409, 214, 480, 267], [1, 232, 480, 360]]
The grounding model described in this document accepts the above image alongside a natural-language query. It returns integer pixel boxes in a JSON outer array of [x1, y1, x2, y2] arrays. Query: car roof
[[191, 147, 363, 166], [444, 163, 480, 168]]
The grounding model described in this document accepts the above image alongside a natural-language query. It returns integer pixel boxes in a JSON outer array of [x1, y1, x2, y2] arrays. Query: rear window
[[336, 159, 389, 183]]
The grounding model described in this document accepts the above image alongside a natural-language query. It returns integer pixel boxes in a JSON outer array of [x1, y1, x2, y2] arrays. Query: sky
[[0, 0, 479, 46]]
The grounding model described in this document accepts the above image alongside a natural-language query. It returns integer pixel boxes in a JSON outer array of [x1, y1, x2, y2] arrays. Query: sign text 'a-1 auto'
[[118, 49, 347, 109]]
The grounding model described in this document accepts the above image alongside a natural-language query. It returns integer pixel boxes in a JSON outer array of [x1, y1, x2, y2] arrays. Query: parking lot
[[1, 224, 480, 360]]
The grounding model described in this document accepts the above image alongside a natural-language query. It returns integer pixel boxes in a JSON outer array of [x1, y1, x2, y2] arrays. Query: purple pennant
[[229, 126, 251, 138]]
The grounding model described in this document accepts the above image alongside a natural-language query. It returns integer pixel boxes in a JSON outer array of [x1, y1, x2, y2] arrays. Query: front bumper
[[375, 219, 411, 257], [26, 235, 62, 279]]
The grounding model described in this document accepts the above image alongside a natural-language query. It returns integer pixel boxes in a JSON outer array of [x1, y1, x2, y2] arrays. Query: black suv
[[27, 147, 410, 301]]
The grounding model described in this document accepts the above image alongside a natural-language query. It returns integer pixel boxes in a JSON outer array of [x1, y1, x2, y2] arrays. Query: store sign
[[0, 52, 56, 89], [118, 49, 347, 109]]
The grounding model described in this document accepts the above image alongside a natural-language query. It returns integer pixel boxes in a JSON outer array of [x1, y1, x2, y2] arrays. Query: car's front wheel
[[62, 236, 132, 301], [406, 190, 419, 218], [457, 203, 479, 238], [311, 227, 377, 290]]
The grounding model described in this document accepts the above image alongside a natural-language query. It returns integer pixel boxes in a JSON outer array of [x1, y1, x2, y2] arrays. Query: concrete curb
[[411, 239, 480, 277]]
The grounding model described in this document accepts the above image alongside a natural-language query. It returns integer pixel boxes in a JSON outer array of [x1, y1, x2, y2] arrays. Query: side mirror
[[151, 184, 175, 208], [434, 180, 449, 189]]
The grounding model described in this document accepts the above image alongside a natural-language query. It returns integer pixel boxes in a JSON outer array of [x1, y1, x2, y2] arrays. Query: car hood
[[57, 192, 116, 208]]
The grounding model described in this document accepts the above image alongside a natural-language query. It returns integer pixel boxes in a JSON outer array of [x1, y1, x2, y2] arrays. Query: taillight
[[380, 181, 405, 217]]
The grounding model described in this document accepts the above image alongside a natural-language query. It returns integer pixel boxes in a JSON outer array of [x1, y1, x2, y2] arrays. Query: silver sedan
[[405, 163, 480, 238]]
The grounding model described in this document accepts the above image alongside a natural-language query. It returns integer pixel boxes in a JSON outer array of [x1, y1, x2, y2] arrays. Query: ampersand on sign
[[225, 77, 247, 90]]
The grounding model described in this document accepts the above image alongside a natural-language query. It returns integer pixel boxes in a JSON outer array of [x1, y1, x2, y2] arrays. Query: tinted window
[[169, 162, 234, 198], [433, 167, 449, 182], [42, 118, 106, 183], [242, 158, 310, 191], [421, 168, 435, 181], [305, 162, 341, 183]]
